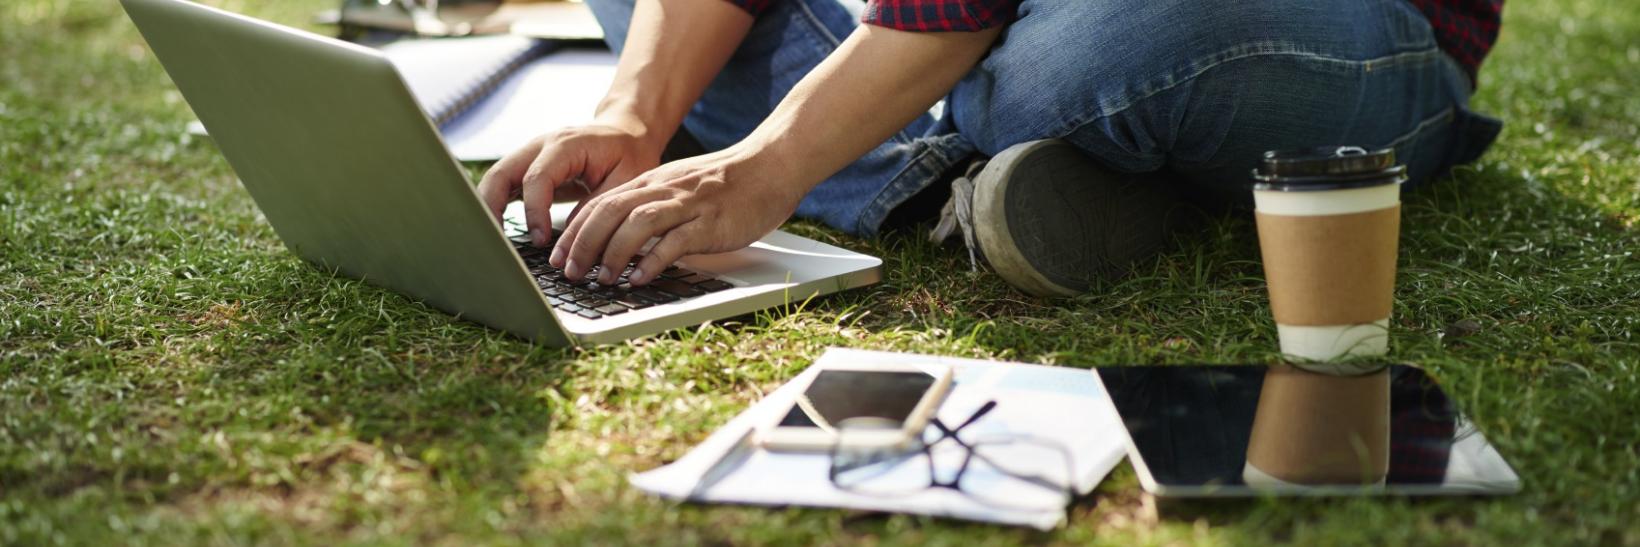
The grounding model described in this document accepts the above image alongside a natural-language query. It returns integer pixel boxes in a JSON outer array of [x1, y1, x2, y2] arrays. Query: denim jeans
[[583, 0, 1502, 236]]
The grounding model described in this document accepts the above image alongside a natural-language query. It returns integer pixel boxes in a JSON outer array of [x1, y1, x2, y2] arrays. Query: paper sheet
[[379, 34, 546, 125], [441, 48, 617, 162], [628, 348, 1130, 530]]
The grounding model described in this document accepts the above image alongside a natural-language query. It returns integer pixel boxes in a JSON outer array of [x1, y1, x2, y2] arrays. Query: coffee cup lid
[[1252, 146, 1407, 192]]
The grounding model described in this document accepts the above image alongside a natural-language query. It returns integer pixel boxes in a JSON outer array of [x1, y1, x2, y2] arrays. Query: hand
[[476, 121, 664, 247], [550, 147, 803, 286]]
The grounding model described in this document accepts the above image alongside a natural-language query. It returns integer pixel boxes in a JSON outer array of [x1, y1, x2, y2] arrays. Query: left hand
[[550, 147, 803, 286]]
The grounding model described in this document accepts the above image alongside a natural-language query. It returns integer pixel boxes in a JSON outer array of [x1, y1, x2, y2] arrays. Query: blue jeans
[[584, 0, 1502, 236]]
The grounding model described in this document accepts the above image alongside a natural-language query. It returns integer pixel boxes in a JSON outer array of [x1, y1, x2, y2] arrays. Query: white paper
[[628, 348, 1130, 530], [379, 35, 544, 122], [441, 48, 617, 162]]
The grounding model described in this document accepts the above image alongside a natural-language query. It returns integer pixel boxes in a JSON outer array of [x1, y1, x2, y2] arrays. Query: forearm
[[595, 0, 753, 153], [733, 24, 1003, 190]]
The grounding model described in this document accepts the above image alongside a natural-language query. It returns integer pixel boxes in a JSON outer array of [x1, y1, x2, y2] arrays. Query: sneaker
[[930, 139, 1183, 297]]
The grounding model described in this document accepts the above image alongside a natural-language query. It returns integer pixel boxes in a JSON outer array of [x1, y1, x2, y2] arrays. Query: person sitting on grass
[[477, 0, 1504, 297]]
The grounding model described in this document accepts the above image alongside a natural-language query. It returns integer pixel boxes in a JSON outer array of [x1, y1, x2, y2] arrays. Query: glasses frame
[[827, 400, 1079, 510]]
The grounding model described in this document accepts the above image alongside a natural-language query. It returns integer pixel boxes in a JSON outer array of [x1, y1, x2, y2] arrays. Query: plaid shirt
[[721, 0, 1503, 79], [1403, 0, 1504, 79]]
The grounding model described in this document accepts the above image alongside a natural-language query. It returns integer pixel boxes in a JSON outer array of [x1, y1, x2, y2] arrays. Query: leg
[[939, 0, 1502, 295], [582, 0, 959, 234], [951, 0, 1499, 198]]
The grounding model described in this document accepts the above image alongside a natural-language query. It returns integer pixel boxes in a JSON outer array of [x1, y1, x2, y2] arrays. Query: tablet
[[1094, 364, 1520, 497]]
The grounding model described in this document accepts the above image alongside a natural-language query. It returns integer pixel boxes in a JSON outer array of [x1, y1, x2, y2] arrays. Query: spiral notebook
[[186, 34, 618, 162], [382, 34, 555, 128]]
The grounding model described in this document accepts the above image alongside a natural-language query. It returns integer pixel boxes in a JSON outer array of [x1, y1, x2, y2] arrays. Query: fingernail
[[629, 268, 646, 285], [565, 259, 581, 279], [598, 268, 615, 285], [548, 246, 565, 267], [530, 228, 546, 247]]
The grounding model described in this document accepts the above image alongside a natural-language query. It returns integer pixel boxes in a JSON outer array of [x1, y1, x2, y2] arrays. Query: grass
[[2, 0, 1637, 544]]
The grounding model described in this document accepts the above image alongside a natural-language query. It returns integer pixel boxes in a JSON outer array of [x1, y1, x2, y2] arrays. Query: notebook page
[[379, 35, 548, 126], [440, 48, 618, 162]]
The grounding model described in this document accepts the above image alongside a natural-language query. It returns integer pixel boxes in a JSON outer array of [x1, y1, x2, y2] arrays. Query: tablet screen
[[1095, 365, 1520, 497]]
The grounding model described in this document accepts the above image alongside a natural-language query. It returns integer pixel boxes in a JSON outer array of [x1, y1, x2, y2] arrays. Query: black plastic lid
[[1252, 146, 1407, 192]]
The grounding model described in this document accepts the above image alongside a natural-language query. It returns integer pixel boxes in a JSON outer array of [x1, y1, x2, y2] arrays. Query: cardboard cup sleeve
[[1256, 205, 1401, 326]]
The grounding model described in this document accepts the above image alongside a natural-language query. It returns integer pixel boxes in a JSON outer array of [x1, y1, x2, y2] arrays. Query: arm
[[593, 0, 752, 155], [476, 0, 754, 247], [737, 25, 1003, 205], [553, 24, 1004, 285]]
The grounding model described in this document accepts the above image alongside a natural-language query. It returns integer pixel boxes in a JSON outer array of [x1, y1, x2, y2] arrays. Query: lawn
[[2, 0, 1637, 544]]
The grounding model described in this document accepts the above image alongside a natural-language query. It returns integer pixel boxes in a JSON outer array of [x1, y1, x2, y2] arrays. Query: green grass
[[2, 0, 1637, 544]]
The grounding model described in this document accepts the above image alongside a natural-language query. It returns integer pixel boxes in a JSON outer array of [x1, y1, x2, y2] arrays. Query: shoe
[[930, 139, 1182, 297]]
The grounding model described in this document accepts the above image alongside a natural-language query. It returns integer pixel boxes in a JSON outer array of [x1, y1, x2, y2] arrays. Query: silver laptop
[[122, 0, 881, 346]]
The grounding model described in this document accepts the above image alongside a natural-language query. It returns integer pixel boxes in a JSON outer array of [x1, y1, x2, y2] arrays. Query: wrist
[[724, 134, 816, 199], [594, 97, 679, 157]]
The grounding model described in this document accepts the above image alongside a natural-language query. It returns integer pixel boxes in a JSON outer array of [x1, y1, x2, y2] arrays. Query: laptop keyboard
[[509, 239, 735, 319]]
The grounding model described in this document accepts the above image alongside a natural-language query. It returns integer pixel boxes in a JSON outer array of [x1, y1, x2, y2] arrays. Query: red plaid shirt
[[723, 0, 1503, 79], [1403, 0, 1504, 79]]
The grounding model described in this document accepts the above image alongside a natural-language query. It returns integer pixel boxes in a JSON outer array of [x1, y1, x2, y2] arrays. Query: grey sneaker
[[930, 139, 1183, 297]]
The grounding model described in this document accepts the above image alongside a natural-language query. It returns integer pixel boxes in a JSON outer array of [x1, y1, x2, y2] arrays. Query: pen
[[688, 427, 758, 500]]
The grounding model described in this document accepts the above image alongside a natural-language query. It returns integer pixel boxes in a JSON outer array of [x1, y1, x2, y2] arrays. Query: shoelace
[[928, 161, 987, 271]]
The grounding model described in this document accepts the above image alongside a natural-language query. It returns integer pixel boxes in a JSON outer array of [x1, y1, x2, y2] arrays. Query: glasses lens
[[958, 436, 1076, 511], [829, 419, 929, 497]]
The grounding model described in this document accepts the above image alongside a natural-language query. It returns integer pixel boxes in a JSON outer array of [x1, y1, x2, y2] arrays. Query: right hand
[[476, 121, 665, 248]]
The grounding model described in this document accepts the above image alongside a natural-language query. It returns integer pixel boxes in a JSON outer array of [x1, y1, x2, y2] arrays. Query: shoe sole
[[971, 140, 1179, 297]]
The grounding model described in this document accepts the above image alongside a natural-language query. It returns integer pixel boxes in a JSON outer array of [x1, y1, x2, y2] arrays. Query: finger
[[520, 141, 581, 247], [562, 157, 645, 226], [629, 223, 703, 286], [560, 187, 668, 281], [550, 185, 602, 270], [475, 138, 543, 223], [552, 173, 634, 270], [554, 157, 666, 262], [596, 201, 693, 285]]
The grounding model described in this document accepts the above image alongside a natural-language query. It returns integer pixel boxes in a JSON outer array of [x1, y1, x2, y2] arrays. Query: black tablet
[[1095, 365, 1520, 497]]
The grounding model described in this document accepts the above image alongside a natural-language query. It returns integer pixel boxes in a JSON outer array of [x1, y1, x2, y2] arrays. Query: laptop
[[121, 0, 881, 346]]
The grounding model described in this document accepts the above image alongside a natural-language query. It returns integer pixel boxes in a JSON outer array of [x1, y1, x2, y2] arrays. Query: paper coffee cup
[[1243, 365, 1391, 487], [1253, 147, 1406, 368]]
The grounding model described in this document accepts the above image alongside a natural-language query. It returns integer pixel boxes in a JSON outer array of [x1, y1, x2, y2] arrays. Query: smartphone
[[758, 363, 954, 452]]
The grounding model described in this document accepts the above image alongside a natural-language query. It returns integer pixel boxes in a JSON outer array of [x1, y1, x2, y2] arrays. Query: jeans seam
[[855, 134, 970, 235], [1383, 105, 1456, 149], [1056, 45, 1449, 142], [856, 141, 939, 235]]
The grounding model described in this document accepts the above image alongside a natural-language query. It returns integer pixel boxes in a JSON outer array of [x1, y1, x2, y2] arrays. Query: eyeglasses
[[827, 401, 1077, 512]]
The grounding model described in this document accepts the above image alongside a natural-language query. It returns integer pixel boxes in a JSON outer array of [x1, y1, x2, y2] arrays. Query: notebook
[[381, 34, 555, 128], [185, 34, 618, 162], [317, 1, 604, 41]]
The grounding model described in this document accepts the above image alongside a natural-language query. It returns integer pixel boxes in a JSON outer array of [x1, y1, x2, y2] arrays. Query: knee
[[954, 0, 1381, 157], [954, 2, 1212, 151]]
